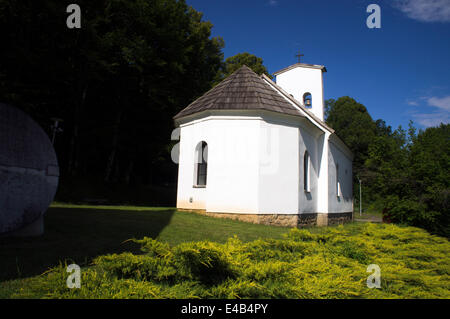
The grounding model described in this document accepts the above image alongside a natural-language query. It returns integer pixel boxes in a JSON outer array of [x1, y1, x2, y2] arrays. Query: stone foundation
[[298, 213, 318, 227], [327, 212, 354, 225], [178, 209, 353, 228]]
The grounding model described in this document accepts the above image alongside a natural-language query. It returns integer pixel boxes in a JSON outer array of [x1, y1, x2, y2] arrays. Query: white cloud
[[407, 100, 419, 106], [268, 0, 278, 7], [427, 96, 450, 111], [392, 0, 450, 22], [408, 95, 450, 127], [411, 111, 449, 127]]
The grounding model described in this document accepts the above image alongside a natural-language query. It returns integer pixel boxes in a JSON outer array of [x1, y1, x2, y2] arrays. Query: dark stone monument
[[0, 103, 59, 236]]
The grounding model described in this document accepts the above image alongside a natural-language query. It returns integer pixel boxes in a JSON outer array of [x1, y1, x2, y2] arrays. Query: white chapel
[[173, 62, 353, 227]]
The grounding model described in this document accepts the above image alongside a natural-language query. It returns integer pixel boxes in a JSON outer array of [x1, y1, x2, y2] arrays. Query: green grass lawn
[[1, 204, 449, 299], [0, 204, 289, 283]]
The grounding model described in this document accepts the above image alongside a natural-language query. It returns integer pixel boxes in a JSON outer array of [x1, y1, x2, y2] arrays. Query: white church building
[[173, 62, 353, 227]]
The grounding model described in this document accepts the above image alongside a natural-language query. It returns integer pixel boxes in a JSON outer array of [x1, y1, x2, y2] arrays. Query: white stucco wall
[[328, 140, 353, 213], [176, 120, 208, 210], [275, 66, 325, 121], [176, 116, 260, 213], [177, 114, 338, 214], [297, 123, 320, 214], [257, 119, 299, 214]]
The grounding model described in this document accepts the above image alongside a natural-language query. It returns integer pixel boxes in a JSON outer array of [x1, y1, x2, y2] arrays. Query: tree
[[385, 123, 449, 236], [0, 0, 224, 204], [327, 95, 449, 236], [221, 52, 272, 79], [324, 98, 335, 121], [325, 97, 377, 173], [365, 125, 409, 202]]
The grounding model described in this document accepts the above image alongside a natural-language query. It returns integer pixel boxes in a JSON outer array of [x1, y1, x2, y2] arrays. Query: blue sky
[[186, 0, 450, 130]]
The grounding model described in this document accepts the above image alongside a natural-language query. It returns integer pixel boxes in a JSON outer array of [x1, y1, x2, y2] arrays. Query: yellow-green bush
[[8, 223, 450, 299]]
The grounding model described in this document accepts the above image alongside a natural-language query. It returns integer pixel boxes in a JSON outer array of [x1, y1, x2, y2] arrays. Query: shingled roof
[[173, 65, 303, 120]]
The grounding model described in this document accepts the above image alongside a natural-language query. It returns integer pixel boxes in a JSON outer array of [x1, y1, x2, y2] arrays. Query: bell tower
[[273, 62, 327, 121]]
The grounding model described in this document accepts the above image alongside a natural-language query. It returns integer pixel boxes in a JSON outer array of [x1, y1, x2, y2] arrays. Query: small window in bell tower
[[303, 92, 312, 108]]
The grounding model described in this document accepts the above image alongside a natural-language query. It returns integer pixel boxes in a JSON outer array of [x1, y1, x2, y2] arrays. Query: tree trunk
[[68, 84, 88, 176], [104, 110, 123, 182], [124, 160, 134, 185]]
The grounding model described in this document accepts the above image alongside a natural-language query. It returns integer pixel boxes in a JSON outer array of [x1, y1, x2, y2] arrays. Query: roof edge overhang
[[173, 106, 353, 159], [173, 108, 307, 127], [273, 63, 327, 76]]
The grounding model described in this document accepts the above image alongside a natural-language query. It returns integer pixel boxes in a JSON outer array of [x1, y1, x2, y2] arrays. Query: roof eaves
[[273, 63, 327, 76]]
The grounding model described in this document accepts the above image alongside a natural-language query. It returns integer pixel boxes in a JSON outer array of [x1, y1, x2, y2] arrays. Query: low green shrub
[[5, 223, 450, 299], [172, 241, 237, 285]]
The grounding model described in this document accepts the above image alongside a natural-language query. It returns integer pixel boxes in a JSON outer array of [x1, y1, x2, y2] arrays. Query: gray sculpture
[[0, 103, 59, 236]]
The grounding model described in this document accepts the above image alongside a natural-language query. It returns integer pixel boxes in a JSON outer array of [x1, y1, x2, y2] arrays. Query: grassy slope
[[1, 205, 449, 299], [0, 204, 288, 282]]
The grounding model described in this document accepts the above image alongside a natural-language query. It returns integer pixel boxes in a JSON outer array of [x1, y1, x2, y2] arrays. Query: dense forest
[[326, 98, 449, 236], [0, 0, 448, 236], [0, 0, 226, 205]]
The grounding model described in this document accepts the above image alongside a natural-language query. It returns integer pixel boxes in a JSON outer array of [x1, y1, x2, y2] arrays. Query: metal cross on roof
[[295, 50, 304, 63]]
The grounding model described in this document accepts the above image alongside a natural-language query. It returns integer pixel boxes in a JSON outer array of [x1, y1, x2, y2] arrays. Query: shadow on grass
[[0, 207, 175, 282]]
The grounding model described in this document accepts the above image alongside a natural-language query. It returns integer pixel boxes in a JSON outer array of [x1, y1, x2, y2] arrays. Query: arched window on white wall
[[194, 141, 208, 186], [304, 151, 310, 192], [336, 163, 341, 197], [303, 92, 312, 108]]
